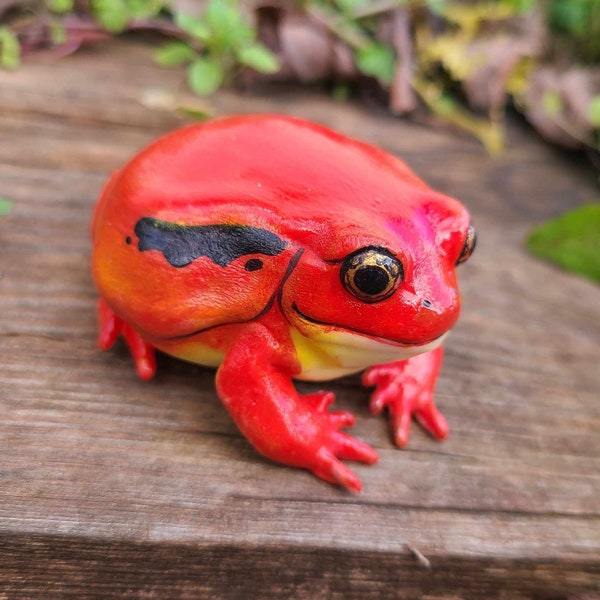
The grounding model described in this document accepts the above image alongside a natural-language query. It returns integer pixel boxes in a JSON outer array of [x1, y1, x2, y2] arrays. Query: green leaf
[[204, 1, 243, 33], [503, 0, 535, 14], [0, 27, 20, 70], [204, 0, 254, 50], [426, 0, 446, 16], [175, 13, 211, 42], [155, 41, 197, 66], [92, 0, 129, 32], [176, 101, 213, 121], [549, 0, 588, 36], [50, 21, 67, 45], [355, 43, 395, 86], [588, 95, 600, 127], [188, 58, 224, 95], [0, 198, 14, 216], [332, 84, 351, 102], [237, 43, 279, 74], [126, 0, 163, 20], [333, 0, 368, 14], [527, 203, 600, 284], [47, 0, 74, 13], [542, 91, 564, 116], [436, 92, 458, 114]]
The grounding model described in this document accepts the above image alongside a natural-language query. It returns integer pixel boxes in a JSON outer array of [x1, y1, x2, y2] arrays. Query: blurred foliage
[[0, 26, 20, 68], [0, 0, 279, 89], [161, 4, 279, 96], [0, 198, 14, 216], [527, 203, 600, 284], [91, 0, 164, 32], [0, 1, 598, 152], [548, 0, 600, 63], [0, 0, 599, 280]]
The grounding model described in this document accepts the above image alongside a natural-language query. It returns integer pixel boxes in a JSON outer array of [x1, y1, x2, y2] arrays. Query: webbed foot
[[362, 347, 448, 447], [300, 392, 378, 491]]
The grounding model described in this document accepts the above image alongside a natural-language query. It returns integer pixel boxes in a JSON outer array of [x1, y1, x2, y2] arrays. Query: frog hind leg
[[216, 323, 378, 492], [97, 297, 157, 381], [362, 346, 448, 448]]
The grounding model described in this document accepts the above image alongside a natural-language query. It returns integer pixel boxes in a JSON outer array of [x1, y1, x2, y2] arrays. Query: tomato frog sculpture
[[92, 115, 476, 491]]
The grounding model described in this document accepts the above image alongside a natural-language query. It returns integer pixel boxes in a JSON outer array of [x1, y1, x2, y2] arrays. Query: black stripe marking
[[134, 217, 287, 268]]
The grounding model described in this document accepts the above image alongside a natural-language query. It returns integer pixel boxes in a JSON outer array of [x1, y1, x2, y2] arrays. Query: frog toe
[[337, 433, 378, 466], [97, 297, 157, 381], [313, 448, 363, 493], [97, 297, 121, 350], [414, 401, 449, 441]]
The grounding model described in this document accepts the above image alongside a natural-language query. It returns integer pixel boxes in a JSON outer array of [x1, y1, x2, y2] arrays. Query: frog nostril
[[422, 299, 432, 308]]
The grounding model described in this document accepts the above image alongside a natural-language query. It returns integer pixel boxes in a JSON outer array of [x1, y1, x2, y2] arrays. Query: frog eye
[[340, 247, 403, 303], [456, 225, 477, 265]]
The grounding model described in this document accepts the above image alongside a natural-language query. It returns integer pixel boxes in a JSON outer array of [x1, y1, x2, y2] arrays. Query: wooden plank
[[1, 38, 599, 597], [1, 532, 598, 599]]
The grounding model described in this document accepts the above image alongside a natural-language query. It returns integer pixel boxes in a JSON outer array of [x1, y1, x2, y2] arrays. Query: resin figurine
[[92, 115, 476, 491]]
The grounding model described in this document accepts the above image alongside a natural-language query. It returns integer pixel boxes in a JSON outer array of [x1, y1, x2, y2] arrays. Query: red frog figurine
[[92, 115, 476, 491]]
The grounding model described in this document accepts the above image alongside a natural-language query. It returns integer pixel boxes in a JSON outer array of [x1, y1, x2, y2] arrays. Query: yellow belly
[[156, 327, 444, 382], [290, 328, 445, 381], [156, 339, 226, 369]]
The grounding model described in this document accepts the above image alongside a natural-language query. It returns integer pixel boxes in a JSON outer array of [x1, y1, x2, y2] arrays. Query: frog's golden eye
[[456, 225, 477, 265], [340, 247, 403, 303]]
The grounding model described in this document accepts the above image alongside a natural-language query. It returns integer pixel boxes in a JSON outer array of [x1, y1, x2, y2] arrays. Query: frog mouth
[[289, 301, 445, 348]]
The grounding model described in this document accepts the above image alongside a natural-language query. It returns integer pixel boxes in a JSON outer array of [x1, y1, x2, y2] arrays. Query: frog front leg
[[215, 323, 378, 492], [362, 346, 449, 447], [97, 298, 157, 381]]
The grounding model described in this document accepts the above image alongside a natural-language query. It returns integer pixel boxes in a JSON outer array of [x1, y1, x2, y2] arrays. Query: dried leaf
[[521, 65, 600, 148], [278, 14, 332, 82], [139, 87, 213, 119], [442, 2, 514, 34], [421, 33, 479, 81], [413, 76, 505, 155], [388, 8, 417, 115]]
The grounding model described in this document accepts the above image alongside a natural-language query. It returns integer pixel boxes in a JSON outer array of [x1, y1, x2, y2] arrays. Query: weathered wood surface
[[0, 39, 599, 598]]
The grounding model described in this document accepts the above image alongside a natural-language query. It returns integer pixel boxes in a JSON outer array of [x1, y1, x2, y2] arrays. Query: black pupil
[[354, 265, 389, 296]]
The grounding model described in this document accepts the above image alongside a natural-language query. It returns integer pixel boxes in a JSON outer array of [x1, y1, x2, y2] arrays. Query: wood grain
[[0, 39, 599, 598]]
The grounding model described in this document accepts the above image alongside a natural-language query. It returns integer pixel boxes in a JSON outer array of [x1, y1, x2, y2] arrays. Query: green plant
[[0, 198, 14, 216], [0, 0, 597, 284], [91, 0, 166, 32], [155, 1, 279, 96], [548, 0, 600, 63], [1, 0, 280, 96], [305, 0, 523, 154], [527, 203, 600, 284], [0, 26, 20, 69]]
